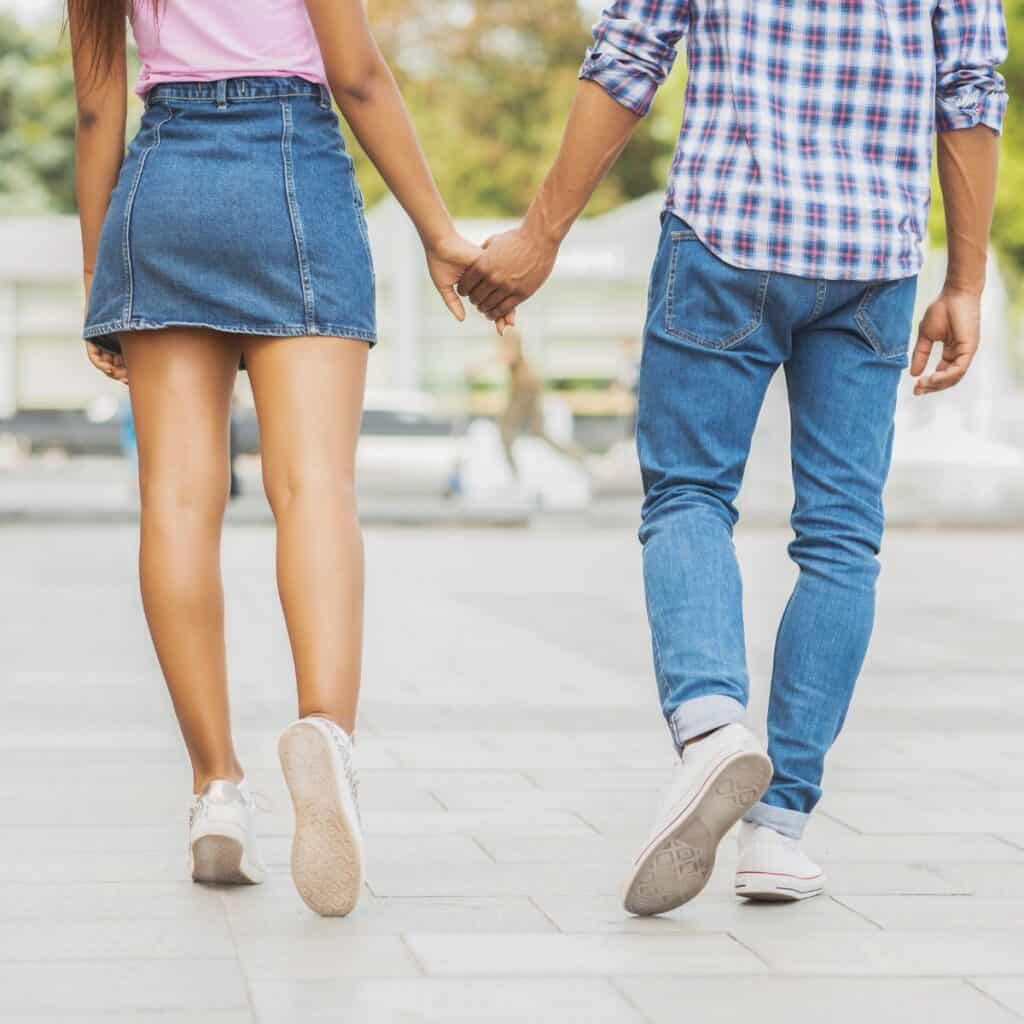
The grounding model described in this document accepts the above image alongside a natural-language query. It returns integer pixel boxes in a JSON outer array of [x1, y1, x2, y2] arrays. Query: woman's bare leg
[[121, 328, 243, 792], [242, 336, 368, 733]]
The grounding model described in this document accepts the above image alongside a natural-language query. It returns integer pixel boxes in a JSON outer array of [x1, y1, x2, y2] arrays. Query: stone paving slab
[[614, 977, 1021, 1024], [1, 523, 1023, 1020]]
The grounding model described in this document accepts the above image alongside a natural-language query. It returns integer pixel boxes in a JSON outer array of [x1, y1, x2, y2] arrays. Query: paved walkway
[[2, 522, 1023, 1022]]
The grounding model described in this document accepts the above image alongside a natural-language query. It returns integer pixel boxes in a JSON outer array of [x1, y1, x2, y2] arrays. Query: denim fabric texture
[[84, 77, 377, 357], [639, 214, 918, 837]]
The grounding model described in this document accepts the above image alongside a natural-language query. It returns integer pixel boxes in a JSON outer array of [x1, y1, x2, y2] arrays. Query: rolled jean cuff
[[743, 801, 809, 840], [668, 695, 746, 751]]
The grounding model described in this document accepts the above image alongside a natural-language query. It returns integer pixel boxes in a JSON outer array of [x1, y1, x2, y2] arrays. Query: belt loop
[[216, 79, 228, 111], [319, 84, 331, 110]]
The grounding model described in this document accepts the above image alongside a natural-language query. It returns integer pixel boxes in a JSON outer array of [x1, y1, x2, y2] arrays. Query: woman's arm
[[303, 0, 487, 323], [69, 6, 129, 381]]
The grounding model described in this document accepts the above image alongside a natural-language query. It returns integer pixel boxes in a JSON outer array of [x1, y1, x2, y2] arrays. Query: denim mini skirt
[[84, 77, 377, 357]]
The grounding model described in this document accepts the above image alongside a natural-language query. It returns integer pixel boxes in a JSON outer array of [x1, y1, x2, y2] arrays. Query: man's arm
[[460, 1, 690, 321], [912, 0, 1007, 396]]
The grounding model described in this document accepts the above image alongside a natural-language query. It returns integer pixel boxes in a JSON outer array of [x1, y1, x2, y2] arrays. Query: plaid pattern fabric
[[580, 0, 1008, 282]]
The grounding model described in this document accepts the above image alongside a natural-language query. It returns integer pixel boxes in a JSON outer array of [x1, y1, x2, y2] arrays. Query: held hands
[[458, 225, 560, 323], [911, 286, 982, 396], [426, 231, 515, 335], [83, 270, 128, 385]]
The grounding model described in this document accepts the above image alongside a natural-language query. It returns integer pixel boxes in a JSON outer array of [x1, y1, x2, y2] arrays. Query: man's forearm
[[459, 79, 643, 318], [521, 81, 641, 246], [937, 125, 1000, 295]]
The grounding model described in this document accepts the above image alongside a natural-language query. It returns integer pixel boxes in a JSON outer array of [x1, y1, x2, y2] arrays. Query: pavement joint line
[[606, 974, 659, 1024], [570, 810, 612, 836], [723, 929, 774, 971], [990, 833, 1024, 854], [218, 890, 259, 1022], [397, 933, 430, 977], [525, 894, 565, 935], [817, 810, 866, 835], [828, 893, 886, 931], [470, 834, 499, 864], [425, 790, 450, 811], [964, 978, 1024, 1021]]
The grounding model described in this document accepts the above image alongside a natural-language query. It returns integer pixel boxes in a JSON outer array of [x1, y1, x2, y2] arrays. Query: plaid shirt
[[580, 0, 1008, 282]]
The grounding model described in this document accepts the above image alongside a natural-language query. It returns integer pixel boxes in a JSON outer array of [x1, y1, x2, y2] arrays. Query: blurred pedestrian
[[498, 328, 582, 476]]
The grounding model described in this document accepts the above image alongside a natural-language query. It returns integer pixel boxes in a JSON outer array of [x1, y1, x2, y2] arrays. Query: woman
[[70, 0, 505, 917]]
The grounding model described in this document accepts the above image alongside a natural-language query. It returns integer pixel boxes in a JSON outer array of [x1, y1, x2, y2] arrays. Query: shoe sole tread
[[623, 750, 772, 917], [279, 722, 363, 917]]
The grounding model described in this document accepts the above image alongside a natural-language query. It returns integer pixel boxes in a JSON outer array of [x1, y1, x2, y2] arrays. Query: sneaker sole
[[191, 833, 261, 885], [735, 872, 825, 902], [623, 751, 772, 917], [279, 722, 363, 917]]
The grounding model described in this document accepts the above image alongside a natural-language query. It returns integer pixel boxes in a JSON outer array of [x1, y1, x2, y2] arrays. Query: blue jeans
[[639, 215, 917, 839]]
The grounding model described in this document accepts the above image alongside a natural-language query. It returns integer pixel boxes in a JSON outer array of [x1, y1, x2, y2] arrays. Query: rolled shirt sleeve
[[933, 0, 1009, 133], [579, 0, 691, 118]]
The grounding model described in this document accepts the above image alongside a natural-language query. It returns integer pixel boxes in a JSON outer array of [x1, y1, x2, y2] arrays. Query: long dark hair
[[66, 1, 159, 78]]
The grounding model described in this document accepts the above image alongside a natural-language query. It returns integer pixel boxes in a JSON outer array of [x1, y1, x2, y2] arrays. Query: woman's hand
[[426, 232, 515, 335], [83, 270, 128, 384], [86, 342, 129, 385]]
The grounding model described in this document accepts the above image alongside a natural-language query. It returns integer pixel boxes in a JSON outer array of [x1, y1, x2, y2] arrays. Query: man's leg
[[747, 277, 918, 839], [638, 222, 791, 749], [622, 219, 802, 917]]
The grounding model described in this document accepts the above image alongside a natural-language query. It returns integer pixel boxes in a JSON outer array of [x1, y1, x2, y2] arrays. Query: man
[[459, 1, 1007, 914]]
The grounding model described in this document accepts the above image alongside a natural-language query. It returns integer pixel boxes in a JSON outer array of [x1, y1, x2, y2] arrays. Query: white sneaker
[[279, 716, 364, 917], [623, 723, 772, 916], [188, 779, 265, 885], [734, 821, 825, 901]]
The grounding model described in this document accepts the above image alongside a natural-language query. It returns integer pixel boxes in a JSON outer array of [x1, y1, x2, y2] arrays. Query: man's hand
[[910, 287, 982, 396], [458, 226, 560, 322], [425, 230, 514, 334]]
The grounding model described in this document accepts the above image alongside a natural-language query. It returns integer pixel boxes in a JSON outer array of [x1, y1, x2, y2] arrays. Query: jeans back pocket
[[854, 277, 918, 361], [664, 229, 770, 350]]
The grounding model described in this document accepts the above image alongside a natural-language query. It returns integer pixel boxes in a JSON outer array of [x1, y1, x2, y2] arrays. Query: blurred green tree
[[0, 1, 1020, 287], [354, 0, 674, 217], [0, 13, 78, 214]]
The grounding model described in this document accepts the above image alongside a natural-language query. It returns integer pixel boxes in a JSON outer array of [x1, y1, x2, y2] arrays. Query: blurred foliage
[[0, 12, 79, 213], [352, 0, 671, 215], [0, 2, 1021, 275]]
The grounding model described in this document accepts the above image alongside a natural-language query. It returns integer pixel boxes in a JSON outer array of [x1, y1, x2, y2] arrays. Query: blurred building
[[1, 196, 1023, 522]]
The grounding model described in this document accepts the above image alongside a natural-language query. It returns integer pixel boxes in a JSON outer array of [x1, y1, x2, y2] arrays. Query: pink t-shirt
[[131, 0, 327, 96]]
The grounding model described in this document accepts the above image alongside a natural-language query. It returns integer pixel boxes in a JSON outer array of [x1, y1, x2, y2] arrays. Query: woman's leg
[[121, 328, 243, 792], [241, 336, 368, 733]]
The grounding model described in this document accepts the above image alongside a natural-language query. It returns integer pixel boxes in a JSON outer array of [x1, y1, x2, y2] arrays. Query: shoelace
[[319, 722, 362, 826], [188, 795, 206, 830]]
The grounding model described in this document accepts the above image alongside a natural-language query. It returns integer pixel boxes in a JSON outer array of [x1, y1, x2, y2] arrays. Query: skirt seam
[[279, 100, 317, 332], [121, 108, 176, 323]]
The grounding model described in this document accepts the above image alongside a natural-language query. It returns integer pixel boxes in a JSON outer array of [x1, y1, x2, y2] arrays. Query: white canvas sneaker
[[279, 716, 364, 917], [623, 723, 772, 916], [188, 778, 265, 885], [734, 821, 825, 901]]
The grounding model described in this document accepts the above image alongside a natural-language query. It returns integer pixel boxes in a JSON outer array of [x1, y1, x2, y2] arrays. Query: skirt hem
[[83, 318, 378, 354]]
